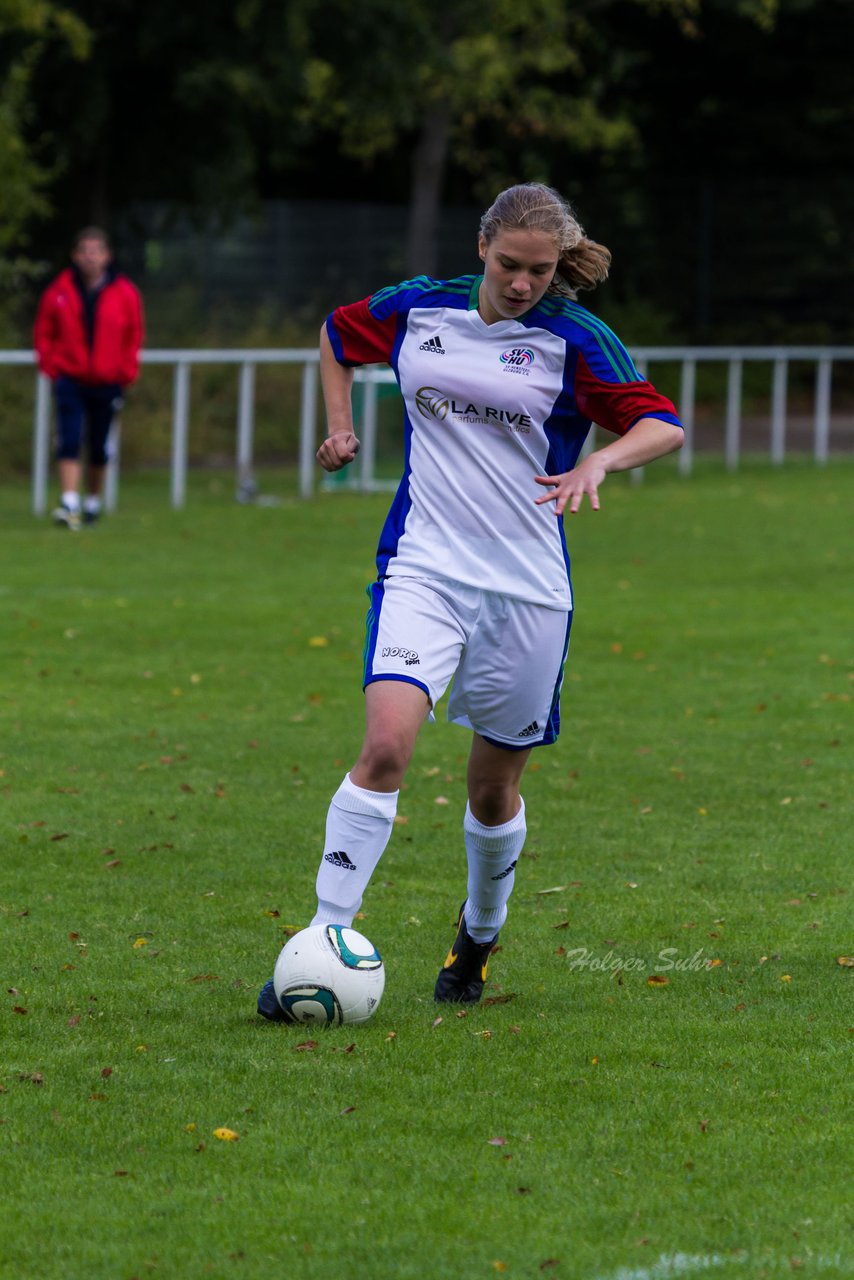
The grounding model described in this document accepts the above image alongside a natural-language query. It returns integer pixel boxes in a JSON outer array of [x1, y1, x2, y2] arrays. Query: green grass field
[[1, 461, 851, 1280]]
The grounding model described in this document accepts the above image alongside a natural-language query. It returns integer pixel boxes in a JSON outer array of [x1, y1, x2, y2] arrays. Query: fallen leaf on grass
[[294, 1040, 318, 1052], [50, 833, 69, 842], [647, 975, 670, 987], [536, 885, 568, 895], [189, 974, 220, 983], [100, 1067, 113, 1079], [482, 993, 517, 1006], [836, 956, 854, 968], [213, 1128, 239, 1142], [431, 1016, 443, 1029], [132, 938, 148, 949], [385, 1031, 397, 1042], [12, 1006, 27, 1015], [339, 1106, 356, 1116], [488, 1136, 507, 1146]]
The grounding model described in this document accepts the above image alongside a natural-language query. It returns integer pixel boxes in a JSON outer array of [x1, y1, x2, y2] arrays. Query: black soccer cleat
[[434, 902, 499, 1004], [257, 977, 287, 1022]]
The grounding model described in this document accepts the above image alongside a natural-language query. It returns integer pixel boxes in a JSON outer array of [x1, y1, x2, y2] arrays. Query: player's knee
[[356, 728, 412, 789], [468, 777, 521, 827]]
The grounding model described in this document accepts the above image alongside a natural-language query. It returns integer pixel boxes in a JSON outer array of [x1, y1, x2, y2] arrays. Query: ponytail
[[551, 236, 612, 299]]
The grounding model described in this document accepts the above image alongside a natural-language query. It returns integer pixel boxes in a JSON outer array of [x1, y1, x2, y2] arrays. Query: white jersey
[[326, 275, 680, 611]]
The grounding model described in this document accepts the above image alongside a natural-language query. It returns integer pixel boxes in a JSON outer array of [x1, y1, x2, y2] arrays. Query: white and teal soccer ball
[[272, 924, 385, 1026]]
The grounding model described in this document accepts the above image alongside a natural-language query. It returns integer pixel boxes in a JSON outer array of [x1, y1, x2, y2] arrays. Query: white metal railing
[[4, 344, 852, 513]]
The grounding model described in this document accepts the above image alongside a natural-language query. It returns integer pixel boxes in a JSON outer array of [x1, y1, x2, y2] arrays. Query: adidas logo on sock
[[419, 335, 445, 353], [324, 850, 357, 870], [491, 859, 518, 882], [516, 720, 540, 739]]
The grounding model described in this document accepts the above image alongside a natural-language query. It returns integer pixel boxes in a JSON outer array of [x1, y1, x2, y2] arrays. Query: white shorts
[[363, 575, 572, 749]]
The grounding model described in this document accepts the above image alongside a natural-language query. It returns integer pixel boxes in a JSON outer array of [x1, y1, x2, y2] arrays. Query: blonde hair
[[479, 182, 611, 299]]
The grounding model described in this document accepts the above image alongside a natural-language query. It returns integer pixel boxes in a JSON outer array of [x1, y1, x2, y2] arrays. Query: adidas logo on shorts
[[324, 850, 357, 870], [419, 335, 445, 354], [516, 720, 540, 739]]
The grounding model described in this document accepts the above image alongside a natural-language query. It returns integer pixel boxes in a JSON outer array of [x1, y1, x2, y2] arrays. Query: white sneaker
[[52, 503, 81, 532]]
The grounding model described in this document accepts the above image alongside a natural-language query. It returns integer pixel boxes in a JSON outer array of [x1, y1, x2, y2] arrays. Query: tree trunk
[[405, 99, 452, 278]]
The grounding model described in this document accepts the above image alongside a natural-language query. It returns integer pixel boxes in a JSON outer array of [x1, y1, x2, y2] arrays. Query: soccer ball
[[272, 924, 385, 1026]]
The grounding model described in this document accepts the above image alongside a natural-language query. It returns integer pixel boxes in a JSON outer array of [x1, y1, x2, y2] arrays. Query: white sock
[[61, 490, 81, 512], [84, 495, 102, 515], [463, 799, 526, 942], [311, 773, 398, 927]]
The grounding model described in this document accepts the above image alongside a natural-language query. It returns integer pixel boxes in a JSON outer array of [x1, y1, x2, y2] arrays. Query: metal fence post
[[236, 361, 256, 498], [171, 361, 191, 508], [31, 372, 52, 516], [360, 374, 379, 492], [299, 358, 318, 499], [105, 417, 121, 512], [678, 358, 696, 476], [814, 356, 832, 466], [725, 358, 742, 471], [770, 355, 788, 464]]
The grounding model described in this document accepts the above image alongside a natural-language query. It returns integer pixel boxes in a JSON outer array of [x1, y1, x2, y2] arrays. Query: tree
[[0, 0, 89, 268], [284, 0, 706, 275]]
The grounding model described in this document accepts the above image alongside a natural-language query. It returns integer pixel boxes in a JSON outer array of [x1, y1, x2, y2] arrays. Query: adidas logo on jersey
[[324, 850, 357, 870], [516, 720, 540, 739], [419, 335, 445, 354]]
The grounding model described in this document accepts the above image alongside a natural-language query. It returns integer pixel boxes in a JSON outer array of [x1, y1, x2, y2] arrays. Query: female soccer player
[[259, 182, 683, 1016]]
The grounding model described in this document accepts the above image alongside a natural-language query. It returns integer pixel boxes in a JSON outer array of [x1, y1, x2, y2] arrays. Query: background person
[[259, 181, 684, 1019], [33, 226, 144, 529]]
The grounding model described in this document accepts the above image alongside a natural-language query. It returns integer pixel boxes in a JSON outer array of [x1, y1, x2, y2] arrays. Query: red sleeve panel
[[326, 298, 398, 367], [574, 352, 681, 436]]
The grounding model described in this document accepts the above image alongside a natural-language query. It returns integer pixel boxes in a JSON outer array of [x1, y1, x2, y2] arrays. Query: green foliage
[[0, 0, 89, 255], [1, 462, 852, 1278]]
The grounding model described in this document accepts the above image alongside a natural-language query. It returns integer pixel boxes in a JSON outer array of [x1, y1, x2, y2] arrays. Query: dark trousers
[[54, 376, 123, 467]]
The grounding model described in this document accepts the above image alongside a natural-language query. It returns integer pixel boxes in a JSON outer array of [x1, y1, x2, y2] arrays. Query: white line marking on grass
[[597, 1255, 852, 1280], [595, 1255, 730, 1280]]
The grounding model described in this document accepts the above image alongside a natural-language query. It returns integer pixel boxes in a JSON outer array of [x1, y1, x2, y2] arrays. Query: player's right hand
[[317, 431, 361, 472]]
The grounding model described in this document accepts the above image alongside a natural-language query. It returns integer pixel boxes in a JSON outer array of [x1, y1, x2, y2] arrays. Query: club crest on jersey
[[500, 347, 535, 376]]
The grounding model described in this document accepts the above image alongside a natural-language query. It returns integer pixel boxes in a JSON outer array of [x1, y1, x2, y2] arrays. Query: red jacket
[[34, 267, 144, 386]]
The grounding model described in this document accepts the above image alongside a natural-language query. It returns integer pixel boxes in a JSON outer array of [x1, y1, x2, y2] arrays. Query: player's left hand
[[533, 455, 608, 515]]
